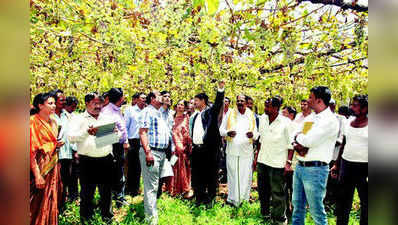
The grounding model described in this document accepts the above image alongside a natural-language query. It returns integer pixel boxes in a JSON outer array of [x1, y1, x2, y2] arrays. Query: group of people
[[30, 80, 368, 225]]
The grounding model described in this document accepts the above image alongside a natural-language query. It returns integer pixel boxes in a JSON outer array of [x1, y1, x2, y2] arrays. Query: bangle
[[286, 160, 292, 164]]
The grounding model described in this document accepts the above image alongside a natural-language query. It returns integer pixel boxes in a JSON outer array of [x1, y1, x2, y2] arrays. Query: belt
[[150, 147, 168, 152], [193, 144, 205, 149], [298, 161, 327, 167]]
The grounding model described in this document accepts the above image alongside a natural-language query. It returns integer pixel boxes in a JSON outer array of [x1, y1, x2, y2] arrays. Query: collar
[[54, 109, 67, 119], [108, 103, 120, 112], [160, 106, 168, 113], [199, 106, 209, 113], [236, 107, 253, 117], [133, 104, 143, 112], [262, 113, 282, 122], [315, 107, 331, 119], [147, 104, 160, 112], [83, 110, 100, 120]]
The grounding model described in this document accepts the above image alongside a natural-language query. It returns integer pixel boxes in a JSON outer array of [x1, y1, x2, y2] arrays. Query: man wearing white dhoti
[[219, 94, 258, 207]]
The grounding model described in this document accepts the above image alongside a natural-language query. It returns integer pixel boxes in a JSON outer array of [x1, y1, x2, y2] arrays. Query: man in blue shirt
[[125, 92, 146, 197]]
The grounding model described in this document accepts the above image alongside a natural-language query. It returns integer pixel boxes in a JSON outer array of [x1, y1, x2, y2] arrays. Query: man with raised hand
[[190, 80, 225, 206]]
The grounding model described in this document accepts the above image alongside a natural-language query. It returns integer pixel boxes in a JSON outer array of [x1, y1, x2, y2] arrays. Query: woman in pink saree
[[168, 100, 193, 198]]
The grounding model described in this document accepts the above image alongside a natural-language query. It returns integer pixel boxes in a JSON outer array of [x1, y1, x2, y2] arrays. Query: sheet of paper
[[95, 133, 119, 148], [95, 122, 116, 137], [160, 159, 174, 178], [170, 154, 178, 166]]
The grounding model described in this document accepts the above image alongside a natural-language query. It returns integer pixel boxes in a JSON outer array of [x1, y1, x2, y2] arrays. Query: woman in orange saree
[[30, 93, 64, 225]]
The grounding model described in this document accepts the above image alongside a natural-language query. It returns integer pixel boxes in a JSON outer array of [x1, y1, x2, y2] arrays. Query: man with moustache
[[68, 92, 118, 223], [257, 97, 294, 224], [50, 89, 78, 209], [220, 94, 258, 207], [190, 80, 225, 206], [294, 99, 315, 125], [245, 95, 261, 173], [138, 90, 171, 225]]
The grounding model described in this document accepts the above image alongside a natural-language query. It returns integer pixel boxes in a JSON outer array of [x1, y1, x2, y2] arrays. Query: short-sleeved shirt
[[54, 110, 75, 159], [125, 105, 143, 139], [258, 114, 294, 168], [138, 105, 170, 149]]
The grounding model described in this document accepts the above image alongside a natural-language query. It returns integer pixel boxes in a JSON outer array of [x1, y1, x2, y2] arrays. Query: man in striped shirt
[[138, 90, 171, 225]]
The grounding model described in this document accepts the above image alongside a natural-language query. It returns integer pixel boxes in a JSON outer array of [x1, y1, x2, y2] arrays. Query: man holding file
[[68, 92, 120, 223]]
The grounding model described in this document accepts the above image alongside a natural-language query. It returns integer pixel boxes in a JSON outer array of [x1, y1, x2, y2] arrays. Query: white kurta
[[219, 108, 258, 206]]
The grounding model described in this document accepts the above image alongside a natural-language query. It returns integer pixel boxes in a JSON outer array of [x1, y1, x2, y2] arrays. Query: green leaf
[[206, 0, 219, 15], [256, 0, 267, 7], [193, 0, 205, 8]]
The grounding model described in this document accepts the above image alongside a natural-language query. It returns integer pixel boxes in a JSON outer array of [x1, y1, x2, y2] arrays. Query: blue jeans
[[292, 164, 329, 225]]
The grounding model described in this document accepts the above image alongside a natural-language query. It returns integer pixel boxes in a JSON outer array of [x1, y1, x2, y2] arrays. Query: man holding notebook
[[68, 92, 120, 223]]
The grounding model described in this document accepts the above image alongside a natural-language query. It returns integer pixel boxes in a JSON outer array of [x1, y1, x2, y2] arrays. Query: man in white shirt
[[190, 81, 225, 206], [291, 86, 339, 225], [68, 92, 119, 223], [257, 97, 293, 224], [294, 99, 315, 125], [220, 94, 258, 207]]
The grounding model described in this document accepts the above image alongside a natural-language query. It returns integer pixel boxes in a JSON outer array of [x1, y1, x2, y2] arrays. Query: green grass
[[59, 174, 361, 225]]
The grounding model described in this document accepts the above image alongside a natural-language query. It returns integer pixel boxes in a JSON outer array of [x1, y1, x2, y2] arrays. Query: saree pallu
[[30, 115, 62, 225]]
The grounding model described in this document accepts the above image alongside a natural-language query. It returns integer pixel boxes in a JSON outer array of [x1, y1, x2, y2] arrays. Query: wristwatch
[[286, 160, 292, 164]]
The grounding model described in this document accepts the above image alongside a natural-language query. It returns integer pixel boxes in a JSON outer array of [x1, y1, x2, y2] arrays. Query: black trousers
[[112, 143, 126, 199], [191, 144, 219, 204], [285, 170, 293, 217], [126, 139, 141, 196], [257, 163, 287, 222], [71, 151, 79, 199], [59, 158, 79, 208], [79, 154, 113, 221], [336, 159, 368, 225], [218, 141, 227, 184], [325, 160, 339, 209]]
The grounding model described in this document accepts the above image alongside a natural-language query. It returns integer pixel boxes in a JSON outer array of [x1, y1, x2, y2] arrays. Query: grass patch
[[59, 173, 361, 224]]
